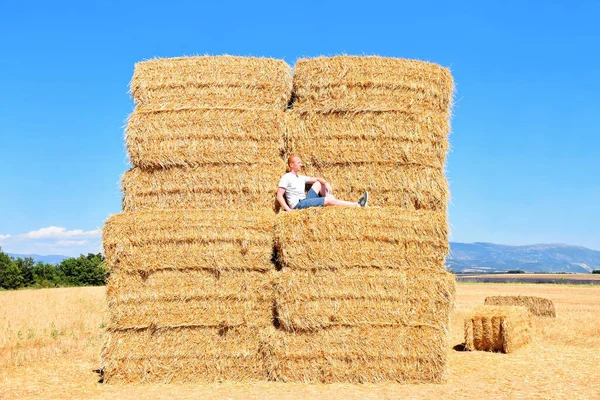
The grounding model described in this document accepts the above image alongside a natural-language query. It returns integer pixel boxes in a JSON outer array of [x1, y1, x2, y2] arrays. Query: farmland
[[1, 282, 599, 400]]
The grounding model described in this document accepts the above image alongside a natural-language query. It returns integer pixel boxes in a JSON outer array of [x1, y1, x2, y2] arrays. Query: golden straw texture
[[102, 209, 275, 273], [275, 269, 455, 331], [131, 56, 292, 110], [260, 325, 448, 383], [464, 305, 532, 353], [286, 111, 448, 169], [121, 163, 284, 211], [274, 208, 449, 271], [484, 295, 556, 317], [292, 56, 453, 113], [102, 326, 266, 383], [126, 109, 286, 168], [107, 270, 274, 329]]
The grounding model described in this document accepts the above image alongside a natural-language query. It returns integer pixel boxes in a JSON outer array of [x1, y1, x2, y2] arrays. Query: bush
[[592, 270, 600, 274]]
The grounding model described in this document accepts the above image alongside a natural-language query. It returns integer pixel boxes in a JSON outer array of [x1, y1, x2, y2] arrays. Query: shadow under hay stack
[[102, 56, 291, 383]]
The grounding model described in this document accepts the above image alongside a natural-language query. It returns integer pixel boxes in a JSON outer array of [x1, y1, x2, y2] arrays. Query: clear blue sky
[[1, 0, 599, 256]]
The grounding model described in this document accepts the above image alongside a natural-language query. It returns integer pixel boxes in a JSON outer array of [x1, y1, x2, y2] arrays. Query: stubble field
[[1, 282, 599, 400]]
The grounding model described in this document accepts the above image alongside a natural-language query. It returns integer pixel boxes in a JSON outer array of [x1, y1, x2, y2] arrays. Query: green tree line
[[0, 247, 108, 290]]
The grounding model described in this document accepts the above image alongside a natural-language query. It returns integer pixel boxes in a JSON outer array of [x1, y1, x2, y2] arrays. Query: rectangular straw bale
[[131, 56, 292, 110], [293, 163, 448, 210], [464, 305, 532, 353], [126, 109, 286, 168], [106, 269, 274, 329], [286, 111, 449, 169], [121, 163, 284, 211], [260, 325, 448, 383], [274, 208, 448, 271], [275, 269, 455, 331], [484, 295, 556, 317], [292, 56, 453, 113], [102, 209, 275, 273], [102, 326, 265, 383]]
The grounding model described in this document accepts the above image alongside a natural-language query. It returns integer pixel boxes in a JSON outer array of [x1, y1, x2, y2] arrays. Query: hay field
[[1, 283, 599, 400]]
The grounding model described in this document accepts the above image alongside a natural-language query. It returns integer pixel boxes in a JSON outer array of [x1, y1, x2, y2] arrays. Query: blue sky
[[0, 0, 599, 256]]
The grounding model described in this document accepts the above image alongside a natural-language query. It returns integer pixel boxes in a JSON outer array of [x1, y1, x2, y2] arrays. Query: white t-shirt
[[278, 172, 309, 208]]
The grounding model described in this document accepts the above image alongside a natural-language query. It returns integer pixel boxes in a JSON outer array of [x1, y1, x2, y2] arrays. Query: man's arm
[[276, 187, 293, 212], [306, 176, 327, 185]]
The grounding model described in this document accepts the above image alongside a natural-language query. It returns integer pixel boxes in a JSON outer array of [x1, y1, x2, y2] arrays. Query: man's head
[[288, 155, 303, 173]]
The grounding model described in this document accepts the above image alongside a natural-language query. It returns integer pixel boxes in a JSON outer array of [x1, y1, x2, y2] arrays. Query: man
[[277, 155, 368, 211]]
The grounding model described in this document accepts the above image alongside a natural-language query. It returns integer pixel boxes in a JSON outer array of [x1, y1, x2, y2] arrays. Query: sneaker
[[357, 191, 369, 207]]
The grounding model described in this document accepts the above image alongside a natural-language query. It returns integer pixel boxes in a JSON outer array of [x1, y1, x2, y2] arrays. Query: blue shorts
[[294, 188, 325, 210]]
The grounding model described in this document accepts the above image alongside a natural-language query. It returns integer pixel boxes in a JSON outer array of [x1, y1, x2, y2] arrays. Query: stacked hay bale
[[265, 57, 456, 383], [485, 295, 556, 317], [102, 56, 292, 383], [465, 305, 532, 353]]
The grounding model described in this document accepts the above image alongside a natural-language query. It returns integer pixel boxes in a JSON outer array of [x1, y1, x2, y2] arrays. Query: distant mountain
[[7, 253, 69, 265], [448, 242, 600, 273]]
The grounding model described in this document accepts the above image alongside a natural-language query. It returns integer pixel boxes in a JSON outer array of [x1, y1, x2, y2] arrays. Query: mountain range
[[7, 253, 70, 265], [7, 242, 600, 273], [447, 242, 600, 273]]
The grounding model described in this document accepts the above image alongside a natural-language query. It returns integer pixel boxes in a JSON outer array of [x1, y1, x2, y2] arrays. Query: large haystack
[[104, 54, 455, 384], [464, 305, 532, 353], [484, 295, 556, 318]]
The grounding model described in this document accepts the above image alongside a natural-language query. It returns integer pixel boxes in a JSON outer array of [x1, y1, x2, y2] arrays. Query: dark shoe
[[358, 191, 369, 207]]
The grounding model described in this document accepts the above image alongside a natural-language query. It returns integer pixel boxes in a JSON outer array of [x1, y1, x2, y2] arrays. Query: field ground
[[1, 283, 599, 400]]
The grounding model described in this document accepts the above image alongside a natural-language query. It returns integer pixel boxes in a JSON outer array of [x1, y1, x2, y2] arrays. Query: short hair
[[287, 155, 299, 168]]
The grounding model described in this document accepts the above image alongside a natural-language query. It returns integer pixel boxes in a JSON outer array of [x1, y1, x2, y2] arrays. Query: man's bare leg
[[324, 194, 359, 207], [311, 181, 333, 197]]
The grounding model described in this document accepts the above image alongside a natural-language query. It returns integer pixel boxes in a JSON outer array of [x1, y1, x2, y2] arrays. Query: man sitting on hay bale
[[277, 155, 368, 211]]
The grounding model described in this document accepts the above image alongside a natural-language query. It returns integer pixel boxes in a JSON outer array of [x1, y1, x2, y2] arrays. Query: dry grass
[[1, 283, 599, 399], [485, 295, 556, 317]]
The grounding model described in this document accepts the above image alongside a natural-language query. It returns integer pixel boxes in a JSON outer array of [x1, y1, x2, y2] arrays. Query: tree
[[593, 270, 600, 274], [0, 248, 24, 289], [32, 262, 59, 287], [57, 253, 107, 286], [14, 257, 36, 287]]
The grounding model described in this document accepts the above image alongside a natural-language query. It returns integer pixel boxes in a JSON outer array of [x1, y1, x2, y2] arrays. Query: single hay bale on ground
[[106, 270, 274, 329], [102, 209, 275, 273], [292, 56, 454, 113], [259, 325, 448, 383], [484, 295, 556, 317], [121, 163, 284, 211], [464, 305, 532, 353], [290, 163, 448, 210], [102, 326, 266, 383], [126, 109, 286, 168], [130, 56, 292, 110], [274, 268, 455, 331], [274, 208, 449, 271]]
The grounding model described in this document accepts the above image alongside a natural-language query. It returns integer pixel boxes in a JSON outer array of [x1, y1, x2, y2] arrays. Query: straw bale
[[131, 56, 292, 110], [292, 56, 453, 113], [286, 112, 448, 168], [260, 325, 448, 383], [288, 111, 450, 142], [102, 326, 265, 383], [121, 164, 283, 211], [102, 209, 275, 273], [126, 109, 286, 168], [275, 269, 455, 330], [293, 163, 448, 210], [484, 295, 556, 318], [464, 305, 532, 353], [274, 208, 448, 271], [106, 270, 273, 329]]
